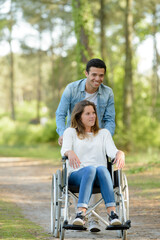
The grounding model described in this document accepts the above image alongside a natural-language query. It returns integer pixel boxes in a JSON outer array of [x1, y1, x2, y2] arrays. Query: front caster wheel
[[60, 222, 65, 240]]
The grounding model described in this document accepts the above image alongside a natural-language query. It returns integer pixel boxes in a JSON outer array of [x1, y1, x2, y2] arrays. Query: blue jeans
[[68, 166, 115, 209]]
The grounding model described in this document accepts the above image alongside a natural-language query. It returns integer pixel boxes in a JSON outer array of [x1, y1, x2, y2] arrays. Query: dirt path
[[0, 157, 160, 240]]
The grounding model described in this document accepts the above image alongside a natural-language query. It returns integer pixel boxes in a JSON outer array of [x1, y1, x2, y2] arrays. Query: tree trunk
[[100, 0, 106, 61], [72, 0, 95, 78], [48, 28, 56, 116], [100, 0, 109, 85], [123, 0, 133, 148], [9, 1, 15, 120], [9, 42, 15, 120], [36, 32, 42, 123], [152, 4, 160, 102]]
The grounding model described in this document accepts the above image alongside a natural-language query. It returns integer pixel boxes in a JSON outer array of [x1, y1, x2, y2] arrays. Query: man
[[56, 58, 116, 232]]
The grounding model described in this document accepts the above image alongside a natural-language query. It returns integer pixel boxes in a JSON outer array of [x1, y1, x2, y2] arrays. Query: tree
[[99, 0, 109, 85], [133, 0, 160, 117], [0, 0, 17, 120], [151, 2, 160, 106], [20, 1, 52, 122], [123, 0, 133, 147], [71, 0, 96, 77]]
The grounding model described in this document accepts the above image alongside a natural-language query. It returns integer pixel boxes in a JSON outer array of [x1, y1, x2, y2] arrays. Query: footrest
[[106, 220, 131, 230], [63, 223, 87, 231]]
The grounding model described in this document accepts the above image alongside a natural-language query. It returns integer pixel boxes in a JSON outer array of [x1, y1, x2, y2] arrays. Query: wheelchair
[[51, 156, 131, 240]]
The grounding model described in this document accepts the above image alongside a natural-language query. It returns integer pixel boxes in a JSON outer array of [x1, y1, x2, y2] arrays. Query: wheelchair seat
[[69, 184, 100, 194]]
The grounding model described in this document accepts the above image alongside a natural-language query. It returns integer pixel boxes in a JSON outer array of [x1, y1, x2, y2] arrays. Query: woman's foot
[[109, 211, 121, 225], [72, 211, 85, 226]]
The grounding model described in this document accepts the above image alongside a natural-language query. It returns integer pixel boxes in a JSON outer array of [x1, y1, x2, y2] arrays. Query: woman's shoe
[[109, 211, 121, 225], [72, 211, 85, 226]]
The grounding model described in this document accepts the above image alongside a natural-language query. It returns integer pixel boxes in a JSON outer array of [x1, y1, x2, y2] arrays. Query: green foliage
[[114, 105, 160, 150], [0, 116, 58, 146], [154, 93, 160, 121], [126, 149, 160, 199], [132, 115, 160, 149], [71, 0, 98, 77], [131, 79, 160, 149], [0, 0, 160, 151], [15, 101, 40, 122], [114, 106, 160, 150], [42, 119, 58, 142]]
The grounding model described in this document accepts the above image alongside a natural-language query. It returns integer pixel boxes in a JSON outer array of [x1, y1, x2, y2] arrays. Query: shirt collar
[[80, 78, 87, 92], [80, 78, 103, 95]]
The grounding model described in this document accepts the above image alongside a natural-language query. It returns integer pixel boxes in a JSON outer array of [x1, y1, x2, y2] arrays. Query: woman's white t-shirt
[[61, 128, 118, 175]]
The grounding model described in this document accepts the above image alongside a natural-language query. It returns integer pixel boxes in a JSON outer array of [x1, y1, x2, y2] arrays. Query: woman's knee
[[84, 166, 96, 179], [96, 166, 110, 178]]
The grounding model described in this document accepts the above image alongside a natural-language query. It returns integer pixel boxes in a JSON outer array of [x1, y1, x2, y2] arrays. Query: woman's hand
[[113, 150, 125, 169], [65, 150, 81, 169]]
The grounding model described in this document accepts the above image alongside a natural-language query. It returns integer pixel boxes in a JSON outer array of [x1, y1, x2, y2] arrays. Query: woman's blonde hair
[[71, 100, 100, 139]]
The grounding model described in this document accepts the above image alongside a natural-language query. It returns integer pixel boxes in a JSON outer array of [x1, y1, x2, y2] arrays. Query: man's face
[[85, 67, 105, 92]]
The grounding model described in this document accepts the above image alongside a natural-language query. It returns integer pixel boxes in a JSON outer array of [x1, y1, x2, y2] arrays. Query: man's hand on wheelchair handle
[[114, 150, 125, 169], [58, 136, 63, 146], [64, 150, 81, 169]]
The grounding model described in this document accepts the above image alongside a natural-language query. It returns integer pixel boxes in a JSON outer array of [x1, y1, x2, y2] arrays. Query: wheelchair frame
[[51, 157, 131, 240]]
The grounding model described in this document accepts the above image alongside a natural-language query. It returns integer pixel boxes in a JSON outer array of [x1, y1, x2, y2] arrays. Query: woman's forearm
[[64, 150, 81, 169]]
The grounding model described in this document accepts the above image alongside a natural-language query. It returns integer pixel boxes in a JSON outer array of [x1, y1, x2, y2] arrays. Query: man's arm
[[58, 136, 63, 146], [56, 85, 71, 141], [103, 91, 116, 136]]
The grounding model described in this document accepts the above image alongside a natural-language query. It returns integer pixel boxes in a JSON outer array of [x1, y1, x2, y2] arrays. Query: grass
[[0, 144, 61, 162], [0, 200, 51, 240], [125, 149, 160, 199]]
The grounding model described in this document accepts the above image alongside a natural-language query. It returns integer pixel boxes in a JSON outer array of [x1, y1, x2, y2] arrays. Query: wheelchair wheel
[[57, 169, 66, 240], [121, 173, 129, 240], [51, 173, 57, 234], [51, 170, 62, 237], [121, 229, 127, 240], [54, 169, 62, 238], [116, 172, 129, 240], [122, 173, 129, 220], [60, 221, 65, 240]]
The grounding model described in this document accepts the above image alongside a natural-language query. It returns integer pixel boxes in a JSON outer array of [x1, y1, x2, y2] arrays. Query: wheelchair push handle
[[62, 156, 68, 161], [111, 158, 115, 164]]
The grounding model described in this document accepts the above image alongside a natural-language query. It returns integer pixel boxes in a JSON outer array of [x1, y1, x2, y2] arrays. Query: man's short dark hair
[[86, 58, 106, 73]]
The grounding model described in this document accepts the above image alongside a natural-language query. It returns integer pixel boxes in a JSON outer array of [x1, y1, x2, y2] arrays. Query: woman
[[61, 100, 125, 226]]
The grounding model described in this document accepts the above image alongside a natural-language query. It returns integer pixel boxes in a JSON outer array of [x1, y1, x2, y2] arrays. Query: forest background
[[0, 0, 160, 157]]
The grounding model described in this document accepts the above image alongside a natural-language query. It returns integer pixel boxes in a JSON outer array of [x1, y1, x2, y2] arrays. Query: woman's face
[[81, 105, 96, 132]]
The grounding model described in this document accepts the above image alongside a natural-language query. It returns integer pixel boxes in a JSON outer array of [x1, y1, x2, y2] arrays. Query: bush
[[132, 116, 160, 149], [15, 101, 49, 122], [0, 117, 58, 146], [42, 119, 58, 142], [114, 114, 160, 151]]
